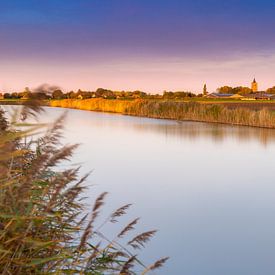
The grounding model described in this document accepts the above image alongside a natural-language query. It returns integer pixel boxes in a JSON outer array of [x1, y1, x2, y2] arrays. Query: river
[[5, 106, 275, 274]]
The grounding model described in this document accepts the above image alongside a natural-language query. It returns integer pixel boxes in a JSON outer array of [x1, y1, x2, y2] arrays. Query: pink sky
[[1, 52, 274, 94]]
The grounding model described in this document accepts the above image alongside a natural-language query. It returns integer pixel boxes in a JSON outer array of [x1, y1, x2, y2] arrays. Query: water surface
[[6, 106, 275, 274]]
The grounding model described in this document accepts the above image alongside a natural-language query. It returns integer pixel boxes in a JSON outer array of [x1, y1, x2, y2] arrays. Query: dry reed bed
[[50, 99, 275, 128]]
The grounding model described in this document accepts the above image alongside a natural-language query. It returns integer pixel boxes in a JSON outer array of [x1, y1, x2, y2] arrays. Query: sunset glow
[[1, 0, 275, 93]]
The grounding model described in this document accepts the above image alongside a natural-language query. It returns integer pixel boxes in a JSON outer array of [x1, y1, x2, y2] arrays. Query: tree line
[[217, 86, 275, 94], [1, 87, 198, 100], [2, 85, 275, 100]]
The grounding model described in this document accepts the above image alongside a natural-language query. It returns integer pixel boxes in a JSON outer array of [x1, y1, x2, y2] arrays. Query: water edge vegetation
[[49, 98, 275, 129], [0, 103, 168, 274]]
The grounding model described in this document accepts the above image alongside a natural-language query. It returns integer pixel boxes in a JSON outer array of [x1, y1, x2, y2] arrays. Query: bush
[[0, 103, 167, 274]]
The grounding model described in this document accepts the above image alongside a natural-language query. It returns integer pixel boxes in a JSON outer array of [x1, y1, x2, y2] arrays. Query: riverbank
[[2, 98, 275, 128], [49, 98, 275, 129]]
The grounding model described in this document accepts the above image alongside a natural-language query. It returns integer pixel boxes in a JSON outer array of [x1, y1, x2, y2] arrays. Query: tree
[[266, 86, 275, 94], [68, 91, 77, 99], [217, 86, 252, 95], [33, 92, 49, 100], [11, 92, 19, 99], [76, 90, 92, 99], [232, 86, 252, 95], [133, 90, 146, 98], [95, 88, 106, 97], [174, 92, 187, 99], [203, 84, 208, 96], [4, 93, 12, 99], [95, 88, 115, 98], [52, 89, 64, 99], [24, 87, 31, 93], [217, 86, 233, 94], [163, 91, 175, 99], [19, 87, 32, 99]]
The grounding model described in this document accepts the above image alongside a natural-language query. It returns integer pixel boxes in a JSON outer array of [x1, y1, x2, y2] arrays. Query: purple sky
[[0, 0, 275, 93]]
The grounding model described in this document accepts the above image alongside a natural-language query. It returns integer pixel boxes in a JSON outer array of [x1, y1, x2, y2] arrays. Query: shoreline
[[47, 104, 275, 130], [2, 98, 275, 129]]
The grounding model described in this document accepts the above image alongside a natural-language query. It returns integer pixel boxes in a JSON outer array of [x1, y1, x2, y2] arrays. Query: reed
[[50, 98, 135, 114], [0, 103, 168, 274], [50, 99, 275, 128]]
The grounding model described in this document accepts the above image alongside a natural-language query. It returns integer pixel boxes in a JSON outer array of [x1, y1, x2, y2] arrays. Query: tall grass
[[50, 98, 134, 114], [51, 99, 275, 128], [0, 103, 168, 274]]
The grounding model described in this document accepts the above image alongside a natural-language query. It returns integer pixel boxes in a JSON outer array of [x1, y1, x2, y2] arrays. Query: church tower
[[251, 78, 258, 92]]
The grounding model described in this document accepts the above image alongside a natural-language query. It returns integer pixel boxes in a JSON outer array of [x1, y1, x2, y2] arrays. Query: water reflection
[[4, 106, 275, 146], [49, 107, 275, 147], [132, 121, 275, 146]]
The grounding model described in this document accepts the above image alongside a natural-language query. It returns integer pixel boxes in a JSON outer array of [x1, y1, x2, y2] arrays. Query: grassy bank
[[50, 98, 275, 128], [0, 99, 50, 106]]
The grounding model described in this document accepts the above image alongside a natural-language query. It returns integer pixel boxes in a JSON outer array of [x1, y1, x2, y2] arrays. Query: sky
[[0, 0, 275, 93]]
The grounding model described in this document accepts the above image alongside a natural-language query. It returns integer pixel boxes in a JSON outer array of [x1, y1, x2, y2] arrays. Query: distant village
[[0, 79, 275, 101], [205, 78, 275, 100]]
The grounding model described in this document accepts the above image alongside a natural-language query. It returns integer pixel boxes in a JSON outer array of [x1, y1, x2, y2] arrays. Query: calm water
[[6, 106, 275, 274]]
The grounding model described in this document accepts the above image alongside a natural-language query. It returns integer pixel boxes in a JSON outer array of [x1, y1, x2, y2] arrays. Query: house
[[206, 93, 242, 99], [206, 93, 233, 99], [229, 94, 244, 99], [242, 92, 275, 100]]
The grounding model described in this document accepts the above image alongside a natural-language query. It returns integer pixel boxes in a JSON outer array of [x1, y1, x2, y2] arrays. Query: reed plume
[[0, 102, 167, 274]]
